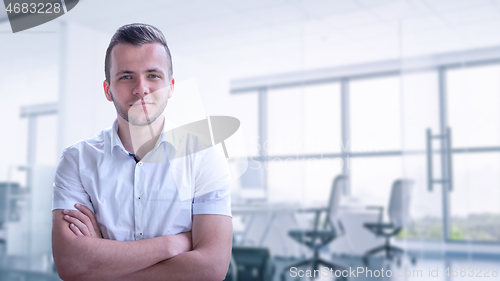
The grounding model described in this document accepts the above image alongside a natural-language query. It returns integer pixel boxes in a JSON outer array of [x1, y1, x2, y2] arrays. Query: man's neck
[[117, 116, 165, 159]]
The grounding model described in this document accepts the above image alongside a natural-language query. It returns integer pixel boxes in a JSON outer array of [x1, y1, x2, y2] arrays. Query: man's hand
[[63, 203, 103, 238]]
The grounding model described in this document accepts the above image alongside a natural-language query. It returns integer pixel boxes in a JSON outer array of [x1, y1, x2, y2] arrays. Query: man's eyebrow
[[115, 70, 135, 77]]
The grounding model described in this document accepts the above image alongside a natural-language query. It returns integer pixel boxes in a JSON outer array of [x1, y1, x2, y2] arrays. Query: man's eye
[[149, 74, 160, 78], [120, 76, 131, 80]]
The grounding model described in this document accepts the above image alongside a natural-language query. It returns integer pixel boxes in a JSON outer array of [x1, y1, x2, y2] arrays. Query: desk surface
[[231, 202, 372, 214], [231, 203, 305, 214]]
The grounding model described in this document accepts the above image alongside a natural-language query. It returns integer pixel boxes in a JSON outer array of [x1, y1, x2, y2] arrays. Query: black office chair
[[280, 175, 348, 281], [224, 255, 238, 281], [224, 246, 274, 281], [362, 179, 415, 266]]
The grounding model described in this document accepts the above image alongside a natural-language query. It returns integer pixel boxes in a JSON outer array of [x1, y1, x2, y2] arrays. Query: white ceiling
[[3, 0, 500, 76]]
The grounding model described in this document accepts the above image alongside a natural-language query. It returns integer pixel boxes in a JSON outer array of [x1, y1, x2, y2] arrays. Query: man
[[52, 23, 232, 281]]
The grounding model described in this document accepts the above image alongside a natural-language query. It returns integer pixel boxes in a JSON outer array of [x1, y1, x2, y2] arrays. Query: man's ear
[[168, 78, 175, 99], [103, 80, 113, 101]]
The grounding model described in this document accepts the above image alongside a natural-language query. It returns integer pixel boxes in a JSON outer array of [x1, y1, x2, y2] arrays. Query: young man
[[51, 23, 232, 281]]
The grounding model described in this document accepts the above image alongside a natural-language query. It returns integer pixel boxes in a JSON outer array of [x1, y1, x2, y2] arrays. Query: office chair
[[224, 255, 238, 281], [280, 175, 348, 281], [224, 246, 274, 281], [362, 179, 415, 266]]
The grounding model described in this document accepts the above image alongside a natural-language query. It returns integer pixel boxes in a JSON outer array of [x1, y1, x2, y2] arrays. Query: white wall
[[58, 22, 116, 154]]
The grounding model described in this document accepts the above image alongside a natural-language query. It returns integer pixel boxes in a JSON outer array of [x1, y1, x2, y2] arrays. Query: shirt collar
[[109, 116, 178, 156]]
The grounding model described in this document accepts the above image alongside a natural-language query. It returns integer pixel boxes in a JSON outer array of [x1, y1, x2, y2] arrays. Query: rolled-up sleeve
[[52, 146, 94, 212], [192, 144, 232, 217]]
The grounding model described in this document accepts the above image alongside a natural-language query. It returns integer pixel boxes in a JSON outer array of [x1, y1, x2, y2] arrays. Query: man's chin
[[127, 114, 163, 127], [127, 119, 155, 126]]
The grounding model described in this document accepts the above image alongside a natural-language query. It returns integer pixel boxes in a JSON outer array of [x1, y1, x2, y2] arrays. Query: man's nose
[[132, 77, 149, 97]]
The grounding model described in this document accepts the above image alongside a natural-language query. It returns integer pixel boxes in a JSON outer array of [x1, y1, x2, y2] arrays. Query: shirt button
[[139, 232, 143, 236], [138, 162, 143, 166], [138, 196, 141, 200]]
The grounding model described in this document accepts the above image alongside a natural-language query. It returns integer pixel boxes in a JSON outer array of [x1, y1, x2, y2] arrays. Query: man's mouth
[[130, 101, 154, 106]]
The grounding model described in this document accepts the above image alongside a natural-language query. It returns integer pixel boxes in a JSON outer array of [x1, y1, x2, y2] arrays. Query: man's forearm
[[117, 248, 229, 281], [53, 234, 186, 281]]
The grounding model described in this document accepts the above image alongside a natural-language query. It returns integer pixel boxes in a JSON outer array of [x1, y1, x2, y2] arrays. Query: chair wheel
[[281, 271, 287, 281], [397, 258, 401, 267], [411, 256, 417, 265], [362, 257, 369, 266]]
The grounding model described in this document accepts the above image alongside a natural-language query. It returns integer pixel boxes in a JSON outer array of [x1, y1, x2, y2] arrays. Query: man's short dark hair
[[105, 23, 173, 84]]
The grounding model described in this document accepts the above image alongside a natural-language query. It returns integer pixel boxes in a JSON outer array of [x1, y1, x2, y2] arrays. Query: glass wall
[[266, 83, 342, 206], [447, 65, 500, 242], [349, 76, 402, 207], [400, 71, 443, 240], [257, 63, 500, 243]]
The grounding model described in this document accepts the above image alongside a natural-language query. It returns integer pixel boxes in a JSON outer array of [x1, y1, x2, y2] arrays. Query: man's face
[[103, 42, 174, 126]]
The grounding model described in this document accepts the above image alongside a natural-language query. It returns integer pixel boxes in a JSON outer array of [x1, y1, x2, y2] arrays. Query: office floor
[[274, 253, 500, 281]]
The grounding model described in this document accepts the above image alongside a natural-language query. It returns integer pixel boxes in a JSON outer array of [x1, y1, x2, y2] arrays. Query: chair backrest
[[326, 175, 348, 228], [388, 179, 414, 227]]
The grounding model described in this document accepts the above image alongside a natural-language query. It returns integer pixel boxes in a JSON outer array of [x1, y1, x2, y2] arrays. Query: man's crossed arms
[[52, 204, 232, 281]]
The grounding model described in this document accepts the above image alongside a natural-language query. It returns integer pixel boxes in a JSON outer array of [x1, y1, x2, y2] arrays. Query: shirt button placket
[[134, 162, 142, 240]]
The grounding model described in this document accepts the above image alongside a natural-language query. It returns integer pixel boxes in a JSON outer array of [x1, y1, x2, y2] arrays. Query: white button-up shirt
[[52, 118, 231, 241]]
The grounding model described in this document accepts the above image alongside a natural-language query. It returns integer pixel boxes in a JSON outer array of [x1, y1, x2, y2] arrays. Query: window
[[266, 83, 342, 204], [229, 92, 259, 157], [450, 153, 500, 241], [233, 55, 500, 245], [448, 65, 500, 148], [267, 83, 341, 155], [446, 64, 500, 241], [350, 157, 402, 206], [350, 76, 401, 152]]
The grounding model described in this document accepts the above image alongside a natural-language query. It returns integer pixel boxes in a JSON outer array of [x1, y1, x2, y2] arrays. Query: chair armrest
[[296, 207, 328, 214], [366, 205, 384, 224], [296, 207, 328, 232]]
